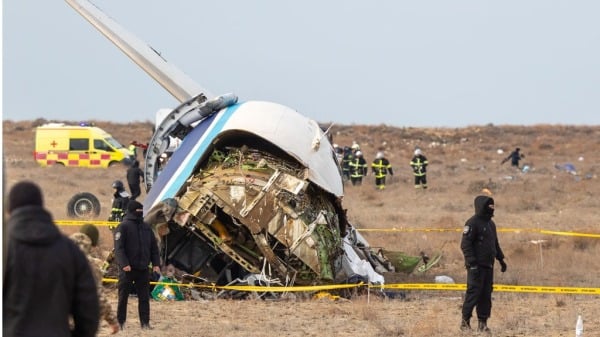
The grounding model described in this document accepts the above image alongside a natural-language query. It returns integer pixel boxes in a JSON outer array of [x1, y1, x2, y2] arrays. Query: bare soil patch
[[4, 120, 599, 336]]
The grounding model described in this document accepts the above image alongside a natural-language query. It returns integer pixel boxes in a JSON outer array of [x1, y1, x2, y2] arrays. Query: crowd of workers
[[334, 141, 428, 190], [335, 140, 523, 191]]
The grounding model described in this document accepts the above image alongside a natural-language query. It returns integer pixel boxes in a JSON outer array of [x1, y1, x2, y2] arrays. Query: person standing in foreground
[[114, 200, 161, 330], [70, 224, 120, 334], [3, 181, 99, 337], [460, 195, 507, 333], [410, 148, 428, 189]]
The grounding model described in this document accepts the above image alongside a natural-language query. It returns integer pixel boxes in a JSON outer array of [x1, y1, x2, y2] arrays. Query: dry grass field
[[3, 120, 600, 337]]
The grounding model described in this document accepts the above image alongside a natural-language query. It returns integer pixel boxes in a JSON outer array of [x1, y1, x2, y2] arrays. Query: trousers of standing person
[[114, 200, 161, 330], [117, 268, 151, 325]]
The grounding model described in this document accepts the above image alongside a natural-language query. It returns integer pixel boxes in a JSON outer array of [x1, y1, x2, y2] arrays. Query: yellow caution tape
[[100, 278, 600, 295], [55, 220, 117, 227], [356, 227, 600, 238], [357, 228, 463, 233], [378, 283, 466, 291], [378, 283, 600, 295], [55, 219, 600, 238], [493, 284, 600, 295]]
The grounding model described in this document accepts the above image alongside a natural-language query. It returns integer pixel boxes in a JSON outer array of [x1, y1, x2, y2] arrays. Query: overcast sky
[[3, 1, 600, 127]]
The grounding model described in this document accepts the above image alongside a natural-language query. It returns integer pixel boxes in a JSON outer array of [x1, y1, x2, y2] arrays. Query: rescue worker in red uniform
[[371, 151, 393, 190]]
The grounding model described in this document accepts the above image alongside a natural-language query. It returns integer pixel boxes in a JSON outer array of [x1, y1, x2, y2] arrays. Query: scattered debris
[[555, 163, 577, 175], [434, 275, 455, 284]]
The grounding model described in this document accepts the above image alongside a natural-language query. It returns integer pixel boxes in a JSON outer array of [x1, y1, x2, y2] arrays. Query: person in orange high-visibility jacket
[[371, 151, 393, 190]]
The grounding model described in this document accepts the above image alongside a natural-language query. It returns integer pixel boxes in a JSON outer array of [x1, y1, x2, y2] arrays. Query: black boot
[[478, 319, 490, 333], [460, 318, 471, 331]]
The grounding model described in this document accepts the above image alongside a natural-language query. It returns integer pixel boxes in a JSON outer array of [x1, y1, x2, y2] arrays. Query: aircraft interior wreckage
[[65, 0, 436, 296]]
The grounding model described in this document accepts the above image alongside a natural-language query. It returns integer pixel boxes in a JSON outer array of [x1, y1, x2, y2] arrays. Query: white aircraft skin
[[65, 0, 386, 287], [64, 0, 343, 205]]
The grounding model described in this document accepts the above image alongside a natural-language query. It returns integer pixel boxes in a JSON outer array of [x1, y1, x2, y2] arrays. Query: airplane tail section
[[65, 0, 212, 103]]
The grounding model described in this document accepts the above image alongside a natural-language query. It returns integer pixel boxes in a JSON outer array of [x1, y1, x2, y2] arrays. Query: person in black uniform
[[126, 160, 144, 200], [371, 151, 393, 190], [410, 148, 428, 189], [109, 180, 130, 222], [4, 181, 99, 337], [460, 195, 507, 333], [501, 147, 524, 168], [114, 200, 161, 330], [341, 146, 353, 182], [349, 151, 368, 186]]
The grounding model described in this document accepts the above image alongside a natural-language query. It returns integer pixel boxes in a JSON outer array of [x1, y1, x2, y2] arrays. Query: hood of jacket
[[8, 205, 61, 246], [122, 210, 143, 223], [474, 195, 494, 219]]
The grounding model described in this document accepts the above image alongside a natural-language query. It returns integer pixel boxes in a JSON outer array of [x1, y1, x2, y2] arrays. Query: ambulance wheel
[[67, 192, 101, 219]]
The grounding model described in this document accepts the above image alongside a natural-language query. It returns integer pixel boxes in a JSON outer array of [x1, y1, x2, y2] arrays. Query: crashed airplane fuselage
[[144, 98, 352, 285], [66, 0, 388, 287]]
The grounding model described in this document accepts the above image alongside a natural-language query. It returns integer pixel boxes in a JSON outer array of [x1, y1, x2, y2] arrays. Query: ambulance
[[34, 123, 131, 168]]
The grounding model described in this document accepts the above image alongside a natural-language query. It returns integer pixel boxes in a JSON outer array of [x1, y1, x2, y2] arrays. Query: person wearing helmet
[[349, 151, 368, 186], [410, 148, 428, 189], [371, 151, 393, 190], [109, 180, 130, 222], [341, 146, 354, 183]]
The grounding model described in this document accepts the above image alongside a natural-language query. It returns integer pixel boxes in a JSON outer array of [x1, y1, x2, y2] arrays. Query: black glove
[[499, 260, 507, 273]]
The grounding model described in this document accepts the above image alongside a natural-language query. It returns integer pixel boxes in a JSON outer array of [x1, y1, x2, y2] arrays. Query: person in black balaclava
[[114, 200, 161, 331], [460, 195, 507, 333]]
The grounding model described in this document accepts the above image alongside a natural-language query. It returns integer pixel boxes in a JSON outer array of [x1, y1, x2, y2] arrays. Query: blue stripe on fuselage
[[144, 103, 242, 210]]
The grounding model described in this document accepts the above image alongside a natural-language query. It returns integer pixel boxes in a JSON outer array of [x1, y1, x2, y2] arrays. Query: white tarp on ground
[[341, 228, 385, 285]]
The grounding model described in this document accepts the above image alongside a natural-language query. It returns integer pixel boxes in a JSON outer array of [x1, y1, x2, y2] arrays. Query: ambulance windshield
[[105, 137, 124, 149]]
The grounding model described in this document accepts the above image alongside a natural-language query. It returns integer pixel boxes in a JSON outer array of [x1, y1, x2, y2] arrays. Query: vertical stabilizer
[[65, 0, 212, 103]]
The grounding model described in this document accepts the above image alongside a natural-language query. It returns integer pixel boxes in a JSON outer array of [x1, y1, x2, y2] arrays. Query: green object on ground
[[381, 250, 422, 274], [151, 276, 185, 301]]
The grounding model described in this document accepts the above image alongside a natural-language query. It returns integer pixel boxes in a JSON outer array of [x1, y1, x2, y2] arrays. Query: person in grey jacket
[[460, 195, 507, 333], [114, 200, 161, 330], [3, 181, 99, 337]]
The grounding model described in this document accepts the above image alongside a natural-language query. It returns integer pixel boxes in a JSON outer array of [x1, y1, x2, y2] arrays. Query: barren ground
[[3, 120, 599, 337]]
